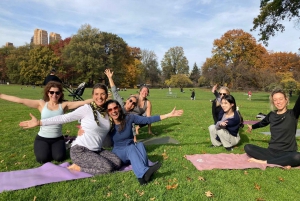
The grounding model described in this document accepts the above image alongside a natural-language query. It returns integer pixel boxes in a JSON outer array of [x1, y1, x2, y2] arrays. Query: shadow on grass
[[136, 122, 182, 138]]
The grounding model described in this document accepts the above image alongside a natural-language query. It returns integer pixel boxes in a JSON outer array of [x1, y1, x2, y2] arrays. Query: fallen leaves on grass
[[150, 197, 156, 200], [33, 196, 37, 201], [186, 177, 192, 182], [22, 155, 26, 158], [90, 179, 97, 182], [162, 150, 168, 160], [136, 190, 144, 196], [198, 176, 205, 181], [278, 177, 284, 182], [106, 192, 112, 197], [254, 183, 261, 190], [123, 193, 130, 199], [244, 171, 248, 175], [205, 191, 213, 197], [0, 160, 4, 163], [166, 183, 178, 190], [256, 198, 265, 201]]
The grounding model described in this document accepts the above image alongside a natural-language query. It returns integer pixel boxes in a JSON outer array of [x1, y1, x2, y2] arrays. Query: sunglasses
[[128, 99, 137, 106], [107, 105, 119, 112], [49, 91, 61, 95], [219, 93, 227, 96]]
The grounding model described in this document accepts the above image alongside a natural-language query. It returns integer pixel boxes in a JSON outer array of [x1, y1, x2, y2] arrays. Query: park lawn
[[0, 84, 300, 200]]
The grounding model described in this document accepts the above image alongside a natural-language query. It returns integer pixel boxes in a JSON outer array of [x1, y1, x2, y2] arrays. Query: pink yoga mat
[[185, 153, 282, 171]]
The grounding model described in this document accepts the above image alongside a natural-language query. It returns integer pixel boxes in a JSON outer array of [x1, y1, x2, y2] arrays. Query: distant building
[[5, 42, 13, 47], [33, 29, 48, 45], [49, 32, 62, 43]]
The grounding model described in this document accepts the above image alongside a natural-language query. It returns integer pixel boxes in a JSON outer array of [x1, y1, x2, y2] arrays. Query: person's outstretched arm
[[0, 93, 41, 109], [104, 69, 123, 105], [63, 99, 93, 111]]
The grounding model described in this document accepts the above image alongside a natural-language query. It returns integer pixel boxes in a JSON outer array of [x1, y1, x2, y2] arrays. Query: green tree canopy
[[161, 46, 189, 80], [252, 0, 300, 46]]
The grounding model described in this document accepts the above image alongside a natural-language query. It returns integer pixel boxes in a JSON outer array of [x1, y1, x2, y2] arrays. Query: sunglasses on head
[[49, 91, 61, 95], [219, 93, 227, 96], [107, 105, 119, 112], [128, 99, 137, 106]]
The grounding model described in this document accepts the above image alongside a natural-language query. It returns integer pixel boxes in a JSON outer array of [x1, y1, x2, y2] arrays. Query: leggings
[[34, 135, 66, 164], [70, 145, 122, 175], [244, 144, 300, 167]]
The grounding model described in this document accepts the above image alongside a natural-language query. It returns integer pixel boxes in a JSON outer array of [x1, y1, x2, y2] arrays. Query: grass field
[[0, 84, 300, 200]]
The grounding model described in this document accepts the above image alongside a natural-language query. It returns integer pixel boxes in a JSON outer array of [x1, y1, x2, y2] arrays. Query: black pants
[[244, 144, 300, 167], [34, 135, 66, 164]]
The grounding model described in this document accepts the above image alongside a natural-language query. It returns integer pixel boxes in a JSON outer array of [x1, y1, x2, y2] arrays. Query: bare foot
[[284, 165, 291, 170], [67, 163, 81, 171], [248, 158, 267, 164]]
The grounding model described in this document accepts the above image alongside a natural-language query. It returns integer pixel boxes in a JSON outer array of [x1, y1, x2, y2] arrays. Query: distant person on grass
[[43, 68, 62, 85], [211, 84, 230, 124], [208, 94, 242, 151], [245, 88, 300, 168], [0, 81, 92, 163], [191, 89, 195, 100], [19, 83, 122, 175]]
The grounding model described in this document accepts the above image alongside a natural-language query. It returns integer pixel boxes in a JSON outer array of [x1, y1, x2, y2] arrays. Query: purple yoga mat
[[0, 162, 92, 193], [0, 160, 157, 193]]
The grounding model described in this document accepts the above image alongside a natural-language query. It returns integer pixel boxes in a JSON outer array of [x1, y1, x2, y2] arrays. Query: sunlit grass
[[0, 84, 299, 200]]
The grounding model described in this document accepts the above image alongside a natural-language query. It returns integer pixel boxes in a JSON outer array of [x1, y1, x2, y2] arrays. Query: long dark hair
[[221, 94, 244, 128], [104, 99, 127, 132]]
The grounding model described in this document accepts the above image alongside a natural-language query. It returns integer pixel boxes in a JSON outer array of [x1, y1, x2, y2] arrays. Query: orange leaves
[[166, 178, 178, 190], [254, 183, 261, 190]]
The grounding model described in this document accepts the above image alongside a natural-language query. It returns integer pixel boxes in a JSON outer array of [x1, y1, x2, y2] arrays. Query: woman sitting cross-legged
[[244, 89, 300, 168], [19, 83, 122, 175], [208, 94, 242, 151]]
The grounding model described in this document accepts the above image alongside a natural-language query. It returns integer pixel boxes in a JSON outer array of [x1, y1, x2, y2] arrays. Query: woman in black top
[[244, 89, 300, 167], [211, 84, 230, 124]]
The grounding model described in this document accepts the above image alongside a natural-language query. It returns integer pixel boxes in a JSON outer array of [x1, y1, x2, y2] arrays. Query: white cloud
[[0, 0, 299, 69]]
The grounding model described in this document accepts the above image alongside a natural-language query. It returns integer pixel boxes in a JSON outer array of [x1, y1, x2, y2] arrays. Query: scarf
[[90, 101, 114, 130]]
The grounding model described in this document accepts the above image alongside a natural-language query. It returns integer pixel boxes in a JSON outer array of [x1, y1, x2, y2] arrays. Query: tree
[[5, 44, 31, 84], [189, 62, 201, 84], [161, 46, 189, 80], [20, 46, 60, 85], [202, 29, 269, 89], [63, 24, 105, 86], [164, 74, 193, 87], [140, 49, 161, 86], [252, 0, 300, 46], [0, 46, 14, 82]]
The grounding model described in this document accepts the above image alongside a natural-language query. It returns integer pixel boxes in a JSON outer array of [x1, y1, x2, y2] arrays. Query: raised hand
[[246, 124, 252, 133]]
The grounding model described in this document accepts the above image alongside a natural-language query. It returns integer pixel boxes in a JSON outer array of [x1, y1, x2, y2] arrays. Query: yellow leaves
[[123, 193, 130, 199], [278, 177, 284, 182], [162, 150, 168, 160], [136, 190, 144, 196], [90, 179, 97, 182], [65, 130, 70, 134], [198, 176, 205, 181], [244, 171, 248, 175], [33, 196, 37, 201], [106, 192, 112, 197], [205, 191, 213, 197]]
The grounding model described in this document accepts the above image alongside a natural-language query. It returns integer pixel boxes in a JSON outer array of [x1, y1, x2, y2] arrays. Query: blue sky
[[0, 0, 299, 69]]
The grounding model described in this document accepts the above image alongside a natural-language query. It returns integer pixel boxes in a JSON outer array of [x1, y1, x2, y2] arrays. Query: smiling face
[[107, 102, 120, 121], [221, 99, 234, 113], [48, 87, 61, 102], [92, 88, 108, 107], [139, 86, 149, 99], [124, 96, 137, 112], [272, 92, 288, 111]]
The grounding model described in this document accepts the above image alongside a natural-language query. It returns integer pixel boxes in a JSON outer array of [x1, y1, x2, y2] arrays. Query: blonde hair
[[269, 88, 289, 111], [216, 86, 231, 107]]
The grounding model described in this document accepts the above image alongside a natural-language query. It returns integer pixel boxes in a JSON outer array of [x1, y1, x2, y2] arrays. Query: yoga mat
[[243, 120, 259, 125], [0, 162, 92, 193], [139, 136, 180, 145], [185, 153, 283, 171], [261, 129, 300, 137]]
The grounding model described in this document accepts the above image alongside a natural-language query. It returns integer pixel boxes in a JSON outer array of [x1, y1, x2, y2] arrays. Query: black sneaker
[[225, 147, 233, 151]]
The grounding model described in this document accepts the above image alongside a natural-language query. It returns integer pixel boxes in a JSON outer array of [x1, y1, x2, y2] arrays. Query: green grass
[[0, 85, 300, 200]]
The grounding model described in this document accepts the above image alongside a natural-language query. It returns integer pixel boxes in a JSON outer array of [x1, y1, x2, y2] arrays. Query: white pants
[[208, 125, 240, 148]]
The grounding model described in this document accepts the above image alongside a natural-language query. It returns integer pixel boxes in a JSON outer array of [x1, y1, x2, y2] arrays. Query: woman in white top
[[0, 81, 92, 163], [19, 83, 122, 175]]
